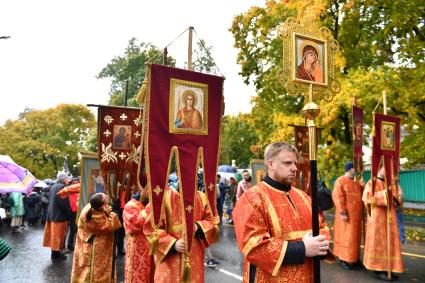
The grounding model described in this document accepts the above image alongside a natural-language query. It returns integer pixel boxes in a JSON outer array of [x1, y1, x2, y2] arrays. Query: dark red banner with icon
[[97, 105, 143, 204], [143, 64, 223, 251]]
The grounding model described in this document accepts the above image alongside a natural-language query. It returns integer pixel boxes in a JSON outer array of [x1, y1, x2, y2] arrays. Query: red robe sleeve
[[123, 201, 146, 234], [195, 192, 218, 248], [143, 203, 177, 264]]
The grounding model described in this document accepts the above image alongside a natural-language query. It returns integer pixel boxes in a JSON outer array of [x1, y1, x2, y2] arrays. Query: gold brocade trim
[[363, 262, 404, 273], [294, 188, 312, 215], [156, 238, 177, 266], [383, 189, 389, 207], [141, 209, 147, 219], [283, 229, 312, 241], [89, 238, 95, 282], [260, 187, 282, 238], [144, 64, 165, 231], [273, 241, 288, 277], [168, 224, 182, 233], [164, 186, 172, 223], [242, 235, 263, 256]]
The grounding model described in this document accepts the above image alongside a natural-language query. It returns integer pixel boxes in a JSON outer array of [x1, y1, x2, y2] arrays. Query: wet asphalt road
[[1, 220, 424, 283]]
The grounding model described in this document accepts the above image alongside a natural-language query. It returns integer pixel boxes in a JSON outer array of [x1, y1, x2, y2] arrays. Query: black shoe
[[374, 271, 393, 281], [51, 254, 67, 262], [354, 260, 364, 269], [206, 259, 218, 268], [340, 260, 353, 270]]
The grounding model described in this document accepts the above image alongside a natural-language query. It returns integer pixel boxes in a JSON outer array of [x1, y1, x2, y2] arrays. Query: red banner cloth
[[352, 106, 364, 175], [371, 113, 401, 208], [97, 105, 143, 202], [144, 64, 223, 251]]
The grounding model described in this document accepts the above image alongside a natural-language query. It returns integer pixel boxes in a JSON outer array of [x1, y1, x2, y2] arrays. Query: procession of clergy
[[43, 141, 403, 283]]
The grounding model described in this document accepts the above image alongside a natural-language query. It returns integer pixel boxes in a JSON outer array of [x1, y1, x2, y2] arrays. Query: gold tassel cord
[[182, 255, 192, 283], [137, 76, 148, 105]]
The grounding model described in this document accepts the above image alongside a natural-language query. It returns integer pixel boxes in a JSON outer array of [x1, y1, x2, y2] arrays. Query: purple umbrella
[[0, 155, 37, 194]]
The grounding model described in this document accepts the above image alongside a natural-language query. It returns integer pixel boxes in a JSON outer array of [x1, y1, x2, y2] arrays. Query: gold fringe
[[182, 255, 191, 283], [149, 229, 159, 255]]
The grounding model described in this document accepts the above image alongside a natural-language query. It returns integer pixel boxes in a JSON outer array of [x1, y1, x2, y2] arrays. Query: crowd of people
[[0, 183, 51, 231], [0, 141, 408, 282]]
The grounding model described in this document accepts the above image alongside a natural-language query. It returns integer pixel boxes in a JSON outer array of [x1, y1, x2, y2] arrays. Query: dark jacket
[[46, 182, 72, 222]]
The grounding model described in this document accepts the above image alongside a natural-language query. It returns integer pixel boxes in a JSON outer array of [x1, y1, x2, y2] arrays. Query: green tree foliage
[[192, 39, 217, 74], [220, 114, 259, 168], [230, 0, 425, 182], [0, 104, 96, 179], [97, 38, 176, 107]]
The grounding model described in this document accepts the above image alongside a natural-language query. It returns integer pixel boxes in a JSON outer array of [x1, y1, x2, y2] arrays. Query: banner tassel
[[137, 75, 148, 104], [182, 255, 191, 283]]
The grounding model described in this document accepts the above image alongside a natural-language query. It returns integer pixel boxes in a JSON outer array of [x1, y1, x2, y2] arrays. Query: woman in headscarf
[[71, 193, 122, 283], [297, 44, 323, 83]]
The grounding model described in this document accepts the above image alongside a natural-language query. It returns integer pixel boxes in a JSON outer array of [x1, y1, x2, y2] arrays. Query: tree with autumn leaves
[[0, 104, 96, 179], [229, 0, 425, 183]]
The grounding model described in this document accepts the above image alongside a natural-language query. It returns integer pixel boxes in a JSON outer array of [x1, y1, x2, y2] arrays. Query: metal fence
[[363, 170, 425, 203]]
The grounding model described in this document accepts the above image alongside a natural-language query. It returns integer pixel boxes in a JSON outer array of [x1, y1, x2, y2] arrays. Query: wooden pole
[[124, 80, 129, 107], [188, 27, 194, 70], [163, 47, 168, 65], [383, 90, 391, 280], [383, 90, 387, 115]]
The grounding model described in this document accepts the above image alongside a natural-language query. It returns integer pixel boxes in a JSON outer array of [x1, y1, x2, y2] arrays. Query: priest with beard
[[233, 142, 332, 283]]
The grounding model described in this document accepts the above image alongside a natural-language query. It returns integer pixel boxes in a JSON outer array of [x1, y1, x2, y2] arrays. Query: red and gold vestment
[[332, 176, 363, 263], [143, 188, 218, 283], [362, 179, 404, 273], [233, 181, 331, 283], [71, 204, 122, 283], [123, 199, 152, 283]]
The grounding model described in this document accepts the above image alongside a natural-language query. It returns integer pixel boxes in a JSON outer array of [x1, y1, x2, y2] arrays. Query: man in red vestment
[[123, 190, 152, 283], [233, 142, 331, 283], [332, 161, 364, 270], [143, 181, 218, 283], [363, 165, 404, 281]]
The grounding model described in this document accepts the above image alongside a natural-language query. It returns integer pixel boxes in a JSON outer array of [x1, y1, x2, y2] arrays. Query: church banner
[[294, 125, 310, 194], [352, 106, 364, 176], [97, 105, 143, 203], [142, 64, 223, 252], [371, 113, 401, 208]]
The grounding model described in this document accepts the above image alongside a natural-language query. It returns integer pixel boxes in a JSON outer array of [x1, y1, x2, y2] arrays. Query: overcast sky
[[0, 0, 262, 125]]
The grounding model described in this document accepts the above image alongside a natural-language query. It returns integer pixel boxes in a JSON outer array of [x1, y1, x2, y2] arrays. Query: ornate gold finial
[[153, 185, 163, 196]]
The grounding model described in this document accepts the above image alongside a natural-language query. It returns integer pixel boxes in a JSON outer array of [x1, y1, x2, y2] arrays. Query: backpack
[[317, 180, 333, 211]]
